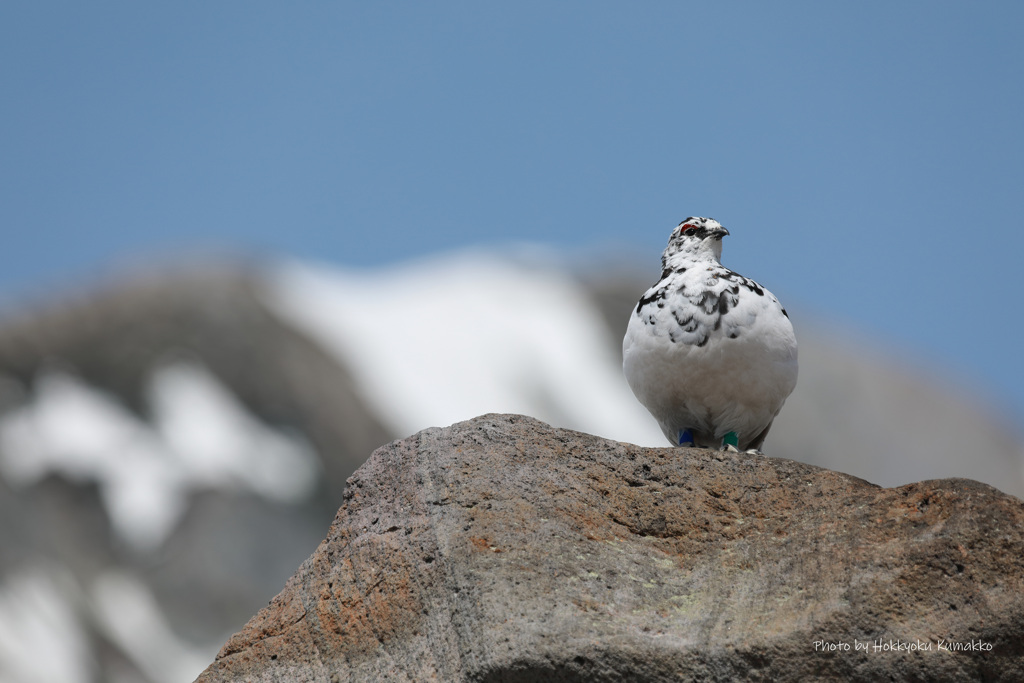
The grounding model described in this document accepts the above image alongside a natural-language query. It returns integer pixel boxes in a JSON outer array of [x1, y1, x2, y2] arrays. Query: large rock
[[197, 414, 1024, 682]]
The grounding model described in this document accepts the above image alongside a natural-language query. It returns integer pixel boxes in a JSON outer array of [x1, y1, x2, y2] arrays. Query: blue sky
[[2, 2, 1023, 422]]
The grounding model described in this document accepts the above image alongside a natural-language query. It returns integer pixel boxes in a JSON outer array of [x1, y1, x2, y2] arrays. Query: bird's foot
[[677, 429, 695, 447], [720, 431, 739, 452], [744, 448, 763, 455]]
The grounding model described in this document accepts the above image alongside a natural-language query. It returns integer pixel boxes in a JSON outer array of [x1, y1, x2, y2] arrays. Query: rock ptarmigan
[[623, 217, 798, 452]]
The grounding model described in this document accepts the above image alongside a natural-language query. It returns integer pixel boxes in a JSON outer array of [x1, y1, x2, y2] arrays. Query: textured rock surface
[[197, 414, 1024, 682]]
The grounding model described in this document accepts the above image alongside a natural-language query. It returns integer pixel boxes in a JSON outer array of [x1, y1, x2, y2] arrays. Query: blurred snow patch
[[0, 567, 93, 683], [0, 362, 319, 551], [266, 253, 665, 446], [0, 372, 184, 551], [149, 361, 317, 502], [91, 571, 215, 683]]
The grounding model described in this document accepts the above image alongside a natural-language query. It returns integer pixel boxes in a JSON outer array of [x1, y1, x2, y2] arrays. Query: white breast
[[622, 266, 798, 448]]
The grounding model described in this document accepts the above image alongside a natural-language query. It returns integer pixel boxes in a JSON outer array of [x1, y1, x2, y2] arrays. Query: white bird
[[623, 217, 798, 452]]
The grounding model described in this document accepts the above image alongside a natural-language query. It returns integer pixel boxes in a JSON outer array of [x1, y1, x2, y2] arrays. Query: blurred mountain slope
[[0, 253, 1019, 683]]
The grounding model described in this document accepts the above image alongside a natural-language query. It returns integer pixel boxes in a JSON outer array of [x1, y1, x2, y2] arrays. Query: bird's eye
[[681, 224, 696, 235]]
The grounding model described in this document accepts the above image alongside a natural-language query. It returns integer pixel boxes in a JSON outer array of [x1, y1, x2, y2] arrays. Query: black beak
[[712, 227, 730, 239]]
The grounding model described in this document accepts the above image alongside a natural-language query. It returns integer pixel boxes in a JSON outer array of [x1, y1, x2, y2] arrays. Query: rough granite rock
[[197, 414, 1024, 682]]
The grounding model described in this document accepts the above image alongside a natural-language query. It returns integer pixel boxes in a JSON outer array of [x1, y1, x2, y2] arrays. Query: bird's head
[[661, 217, 729, 268]]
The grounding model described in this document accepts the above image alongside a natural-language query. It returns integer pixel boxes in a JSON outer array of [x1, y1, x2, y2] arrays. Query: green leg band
[[723, 432, 739, 448]]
